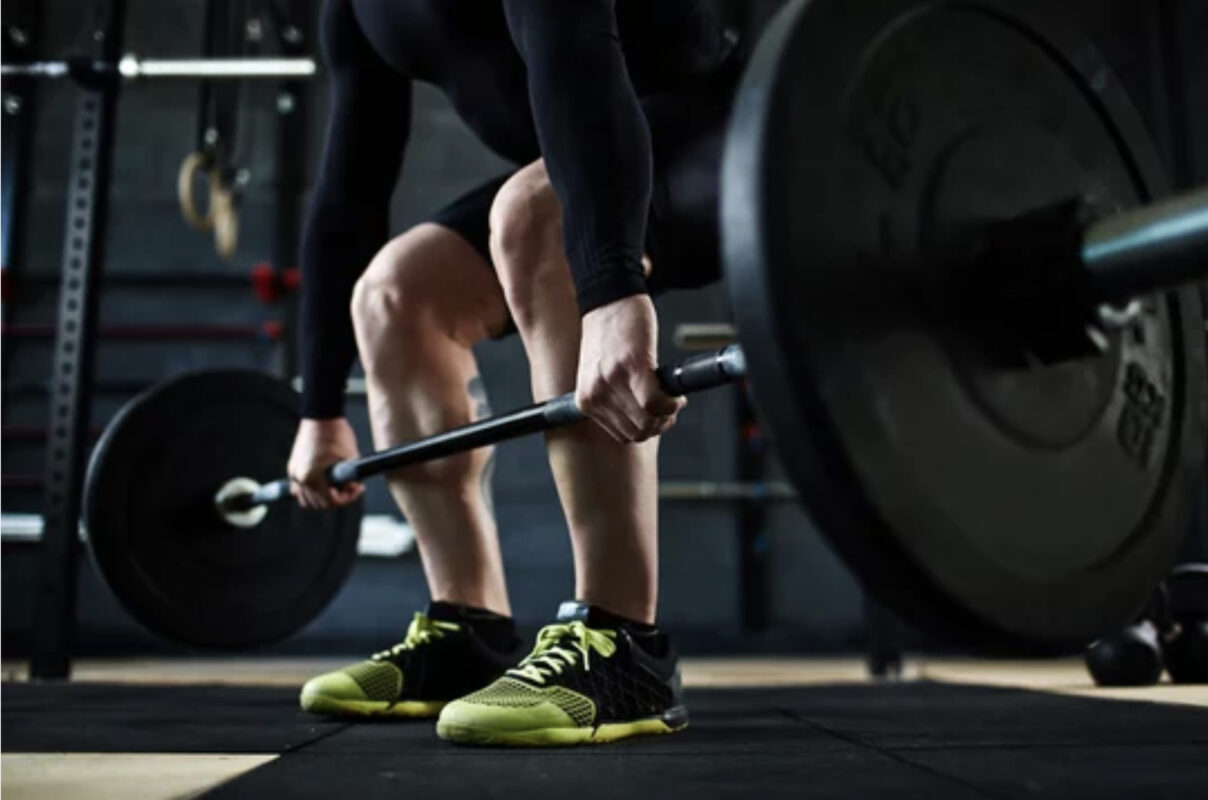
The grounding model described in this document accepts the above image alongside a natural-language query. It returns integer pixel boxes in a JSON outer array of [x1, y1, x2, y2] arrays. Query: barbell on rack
[[80, 0, 1208, 652], [0, 55, 316, 83]]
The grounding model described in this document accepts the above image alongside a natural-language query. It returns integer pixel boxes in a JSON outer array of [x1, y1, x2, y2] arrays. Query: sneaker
[[436, 602, 688, 745], [300, 603, 523, 719]]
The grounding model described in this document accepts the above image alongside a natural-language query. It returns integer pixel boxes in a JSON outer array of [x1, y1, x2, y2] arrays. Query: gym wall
[[1, 0, 1203, 655]]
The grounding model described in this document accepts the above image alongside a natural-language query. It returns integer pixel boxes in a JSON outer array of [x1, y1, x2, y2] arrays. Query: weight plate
[[724, 0, 1208, 648], [84, 370, 362, 648]]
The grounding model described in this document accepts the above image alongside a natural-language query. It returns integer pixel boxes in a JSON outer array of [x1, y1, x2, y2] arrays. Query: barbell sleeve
[[656, 342, 747, 394], [1082, 186, 1208, 303], [220, 346, 747, 513]]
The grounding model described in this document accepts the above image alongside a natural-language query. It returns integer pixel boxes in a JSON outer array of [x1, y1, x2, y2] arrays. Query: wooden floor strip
[[1, 753, 276, 800], [3, 657, 1204, 707]]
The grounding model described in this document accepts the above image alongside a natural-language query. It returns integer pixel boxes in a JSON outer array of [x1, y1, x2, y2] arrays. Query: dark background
[[2, 0, 1205, 657]]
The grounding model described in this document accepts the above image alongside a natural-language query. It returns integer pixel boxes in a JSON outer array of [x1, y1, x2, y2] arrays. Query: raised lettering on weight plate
[[1116, 362, 1167, 469], [855, 88, 920, 192]]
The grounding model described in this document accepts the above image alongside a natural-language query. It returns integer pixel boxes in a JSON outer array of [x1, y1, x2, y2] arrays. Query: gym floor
[[3, 657, 1205, 799]]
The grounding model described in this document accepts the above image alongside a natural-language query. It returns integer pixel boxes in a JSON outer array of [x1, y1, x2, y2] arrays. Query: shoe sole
[[300, 692, 447, 719], [435, 717, 687, 747]]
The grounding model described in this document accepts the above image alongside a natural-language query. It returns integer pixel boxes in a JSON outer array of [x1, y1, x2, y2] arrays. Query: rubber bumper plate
[[723, 0, 1208, 648]]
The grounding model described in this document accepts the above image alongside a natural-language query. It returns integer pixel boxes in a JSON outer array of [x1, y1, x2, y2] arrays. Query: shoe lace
[[372, 612, 460, 661], [507, 621, 617, 685]]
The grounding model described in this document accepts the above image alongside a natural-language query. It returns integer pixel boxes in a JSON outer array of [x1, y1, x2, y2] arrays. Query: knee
[[489, 165, 562, 265], [351, 239, 434, 364], [489, 166, 564, 325]]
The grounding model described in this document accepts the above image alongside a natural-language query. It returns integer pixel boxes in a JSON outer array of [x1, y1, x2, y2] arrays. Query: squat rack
[[2, 0, 318, 679]]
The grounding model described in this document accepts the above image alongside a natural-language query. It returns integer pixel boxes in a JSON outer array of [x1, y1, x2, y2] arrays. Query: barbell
[[0, 55, 317, 83], [81, 0, 1208, 651]]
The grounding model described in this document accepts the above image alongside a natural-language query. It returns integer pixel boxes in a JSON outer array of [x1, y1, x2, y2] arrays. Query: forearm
[[299, 1, 411, 418], [298, 199, 388, 419], [503, 0, 652, 315]]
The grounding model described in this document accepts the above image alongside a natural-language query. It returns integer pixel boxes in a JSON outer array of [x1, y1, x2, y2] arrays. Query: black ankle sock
[[565, 603, 671, 658], [427, 601, 520, 653]]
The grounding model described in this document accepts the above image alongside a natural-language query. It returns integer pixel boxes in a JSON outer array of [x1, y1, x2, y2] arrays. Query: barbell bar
[[0, 55, 317, 82], [218, 345, 749, 514], [1082, 186, 1208, 303]]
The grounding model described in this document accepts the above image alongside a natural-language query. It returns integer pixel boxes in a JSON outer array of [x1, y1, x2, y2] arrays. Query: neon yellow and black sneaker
[[436, 602, 688, 746], [300, 602, 523, 719]]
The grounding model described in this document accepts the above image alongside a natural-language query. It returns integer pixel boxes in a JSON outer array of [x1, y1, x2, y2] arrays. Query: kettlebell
[[1162, 564, 1208, 684], [1085, 618, 1164, 687]]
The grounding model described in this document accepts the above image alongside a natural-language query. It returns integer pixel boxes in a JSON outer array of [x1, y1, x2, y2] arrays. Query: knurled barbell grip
[[222, 346, 746, 512]]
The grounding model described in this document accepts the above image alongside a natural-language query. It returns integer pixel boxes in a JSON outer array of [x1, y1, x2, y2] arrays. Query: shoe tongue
[[555, 601, 592, 624], [556, 601, 633, 630]]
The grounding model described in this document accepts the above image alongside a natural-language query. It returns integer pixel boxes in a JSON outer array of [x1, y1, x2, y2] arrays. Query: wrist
[[576, 272, 649, 317], [584, 293, 653, 323], [300, 417, 348, 432]]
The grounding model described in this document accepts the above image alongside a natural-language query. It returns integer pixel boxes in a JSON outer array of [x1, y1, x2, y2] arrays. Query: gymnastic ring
[[211, 180, 240, 261], [177, 150, 215, 232]]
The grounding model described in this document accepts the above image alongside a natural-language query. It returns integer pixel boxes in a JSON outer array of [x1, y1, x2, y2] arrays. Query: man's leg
[[351, 222, 513, 615], [436, 162, 687, 745], [487, 161, 659, 625], [303, 221, 522, 720]]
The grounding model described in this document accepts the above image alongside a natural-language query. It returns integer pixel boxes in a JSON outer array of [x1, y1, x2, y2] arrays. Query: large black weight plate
[[84, 370, 361, 648], [724, 0, 1208, 648]]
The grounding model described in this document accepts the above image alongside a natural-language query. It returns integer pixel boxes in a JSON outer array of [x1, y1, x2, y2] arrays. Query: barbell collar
[[222, 476, 289, 513], [1082, 186, 1208, 303], [214, 477, 271, 527]]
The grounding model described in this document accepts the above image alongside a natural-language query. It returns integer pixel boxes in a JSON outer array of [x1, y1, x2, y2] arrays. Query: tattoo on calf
[[468, 376, 491, 420], [468, 376, 496, 516]]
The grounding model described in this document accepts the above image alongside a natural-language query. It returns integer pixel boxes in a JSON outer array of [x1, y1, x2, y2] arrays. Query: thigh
[[426, 173, 514, 267], [421, 175, 518, 339], [367, 222, 511, 344]]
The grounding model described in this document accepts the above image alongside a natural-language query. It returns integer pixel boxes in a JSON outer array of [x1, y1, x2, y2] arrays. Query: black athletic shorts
[[423, 69, 736, 334]]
